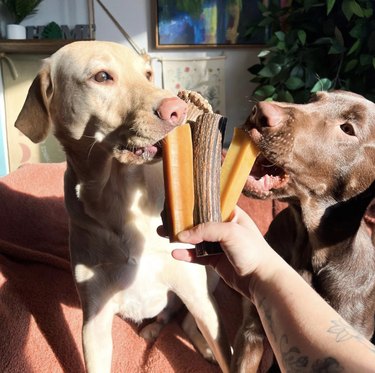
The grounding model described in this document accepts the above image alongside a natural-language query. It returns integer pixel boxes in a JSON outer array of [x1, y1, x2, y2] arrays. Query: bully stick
[[162, 123, 195, 242], [220, 128, 259, 222]]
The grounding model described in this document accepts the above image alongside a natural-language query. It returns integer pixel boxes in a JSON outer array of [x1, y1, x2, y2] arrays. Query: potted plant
[[247, 0, 375, 103], [1, 0, 43, 39]]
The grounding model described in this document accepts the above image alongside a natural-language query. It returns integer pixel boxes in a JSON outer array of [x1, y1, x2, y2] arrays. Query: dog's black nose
[[157, 97, 187, 126]]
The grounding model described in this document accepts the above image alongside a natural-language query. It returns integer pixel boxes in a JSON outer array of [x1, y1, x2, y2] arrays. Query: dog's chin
[[243, 154, 289, 199], [113, 144, 162, 165]]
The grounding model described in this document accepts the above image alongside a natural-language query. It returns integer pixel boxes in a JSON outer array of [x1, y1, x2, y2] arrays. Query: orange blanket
[[0, 162, 280, 372]]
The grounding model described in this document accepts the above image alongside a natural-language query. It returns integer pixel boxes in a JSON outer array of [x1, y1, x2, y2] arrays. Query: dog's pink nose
[[157, 97, 187, 126], [252, 102, 285, 127]]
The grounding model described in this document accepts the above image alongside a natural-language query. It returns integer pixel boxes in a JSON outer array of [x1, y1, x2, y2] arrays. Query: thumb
[[177, 222, 227, 244]]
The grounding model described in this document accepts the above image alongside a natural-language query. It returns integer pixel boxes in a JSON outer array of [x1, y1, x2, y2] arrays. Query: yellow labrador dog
[[15, 41, 231, 373]]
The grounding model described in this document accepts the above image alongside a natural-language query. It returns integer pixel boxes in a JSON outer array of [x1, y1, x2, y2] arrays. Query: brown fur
[[233, 91, 375, 372]]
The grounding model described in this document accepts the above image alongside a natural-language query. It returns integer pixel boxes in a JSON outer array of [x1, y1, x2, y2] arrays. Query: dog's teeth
[[135, 149, 143, 156]]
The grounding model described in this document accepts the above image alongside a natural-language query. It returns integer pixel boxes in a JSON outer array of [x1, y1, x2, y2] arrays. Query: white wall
[[22, 0, 261, 144]]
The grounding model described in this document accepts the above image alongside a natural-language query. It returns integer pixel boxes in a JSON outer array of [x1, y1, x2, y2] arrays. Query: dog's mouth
[[244, 153, 289, 198]]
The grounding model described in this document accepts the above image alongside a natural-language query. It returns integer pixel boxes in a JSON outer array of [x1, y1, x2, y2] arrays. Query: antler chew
[[220, 128, 259, 222], [191, 113, 225, 256]]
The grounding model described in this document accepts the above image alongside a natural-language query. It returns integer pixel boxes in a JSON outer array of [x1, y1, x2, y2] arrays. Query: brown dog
[[232, 91, 375, 372], [14, 41, 231, 373]]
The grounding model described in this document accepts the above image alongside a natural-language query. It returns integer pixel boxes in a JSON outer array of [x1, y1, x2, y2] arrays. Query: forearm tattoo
[[328, 319, 375, 354], [257, 297, 362, 372], [279, 334, 343, 372]]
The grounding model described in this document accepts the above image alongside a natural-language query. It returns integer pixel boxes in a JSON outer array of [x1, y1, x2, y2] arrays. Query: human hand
[[172, 206, 275, 299]]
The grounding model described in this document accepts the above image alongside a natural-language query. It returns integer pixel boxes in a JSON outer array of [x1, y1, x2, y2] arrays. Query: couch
[[0, 162, 285, 372]]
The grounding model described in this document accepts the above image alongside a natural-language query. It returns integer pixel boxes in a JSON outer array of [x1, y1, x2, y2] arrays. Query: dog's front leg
[[176, 280, 231, 373], [81, 296, 115, 373], [231, 299, 272, 373]]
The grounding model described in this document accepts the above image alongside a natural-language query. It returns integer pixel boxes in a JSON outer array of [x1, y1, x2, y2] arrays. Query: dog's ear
[[15, 64, 53, 143]]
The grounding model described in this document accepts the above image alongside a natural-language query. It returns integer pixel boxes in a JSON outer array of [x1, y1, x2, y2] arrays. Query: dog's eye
[[94, 71, 113, 83], [340, 123, 355, 136]]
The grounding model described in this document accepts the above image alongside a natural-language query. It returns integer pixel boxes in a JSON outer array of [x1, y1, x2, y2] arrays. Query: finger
[[231, 206, 259, 231], [172, 248, 213, 266], [171, 248, 195, 262], [177, 222, 229, 245]]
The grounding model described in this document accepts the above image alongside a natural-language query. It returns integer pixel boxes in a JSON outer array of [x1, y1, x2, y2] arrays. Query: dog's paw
[[139, 321, 164, 341], [196, 341, 216, 364], [182, 313, 217, 364]]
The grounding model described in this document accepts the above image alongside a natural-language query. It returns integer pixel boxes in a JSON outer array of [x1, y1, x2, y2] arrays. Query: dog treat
[[191, 113, 226, 256], [163, 91, 213, 242], [220, 128, 259, 222], [162, 123, 195, 242], [164, 90, 232, 255]]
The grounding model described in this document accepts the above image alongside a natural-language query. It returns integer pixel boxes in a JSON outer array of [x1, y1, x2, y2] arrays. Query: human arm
[[172, 207, 375, 372]]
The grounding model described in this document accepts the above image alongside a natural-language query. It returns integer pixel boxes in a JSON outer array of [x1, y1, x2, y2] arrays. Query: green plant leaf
[[285, 77, 305, 90], [4, 0, 43, 24], [258, 63, 282, 78], [313, 37, 334, 45], [360, 54, 372, 66], [290, 65, 304, 78], [253, 85, 276, 98], [347, 39, 361, 55], [328, 39, 345, 54], [259, 17, 274, 27], [41, 21, 62, 39], [276, 41, 286, 51], [350, 0, 365, 17], [276, 90, 294, 103], [275, 31, 285, 41], [311, 78, 333, 92], [363, 7, 373, 17], [344, 59, 358, 72], [297, 30, 306, 45], [342, 0, 354, 20], [349, 21, 365, 38], [327, 0, 336, 15]]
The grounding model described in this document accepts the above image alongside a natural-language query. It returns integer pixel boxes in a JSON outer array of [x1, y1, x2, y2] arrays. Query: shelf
[[0, 40, 79, 55]]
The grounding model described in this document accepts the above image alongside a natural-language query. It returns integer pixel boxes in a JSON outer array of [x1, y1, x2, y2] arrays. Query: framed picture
[[153, 0, 270, 49]]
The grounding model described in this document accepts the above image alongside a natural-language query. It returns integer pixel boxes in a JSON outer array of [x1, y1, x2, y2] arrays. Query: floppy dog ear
[[15, 65, 53, 143]]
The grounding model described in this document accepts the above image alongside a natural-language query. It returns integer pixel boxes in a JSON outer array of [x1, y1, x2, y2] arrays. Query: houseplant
[[247, 0, 375, 103], [1, 0, 43, 39]]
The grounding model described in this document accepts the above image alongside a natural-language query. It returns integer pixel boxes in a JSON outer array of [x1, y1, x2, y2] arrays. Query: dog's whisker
[[82, 134, 96, 139], [87, 140, 98, 160]]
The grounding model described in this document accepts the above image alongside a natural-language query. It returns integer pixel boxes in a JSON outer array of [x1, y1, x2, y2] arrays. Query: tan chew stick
[[220, 128, 259, 222], [162, 123, 195, 242]]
